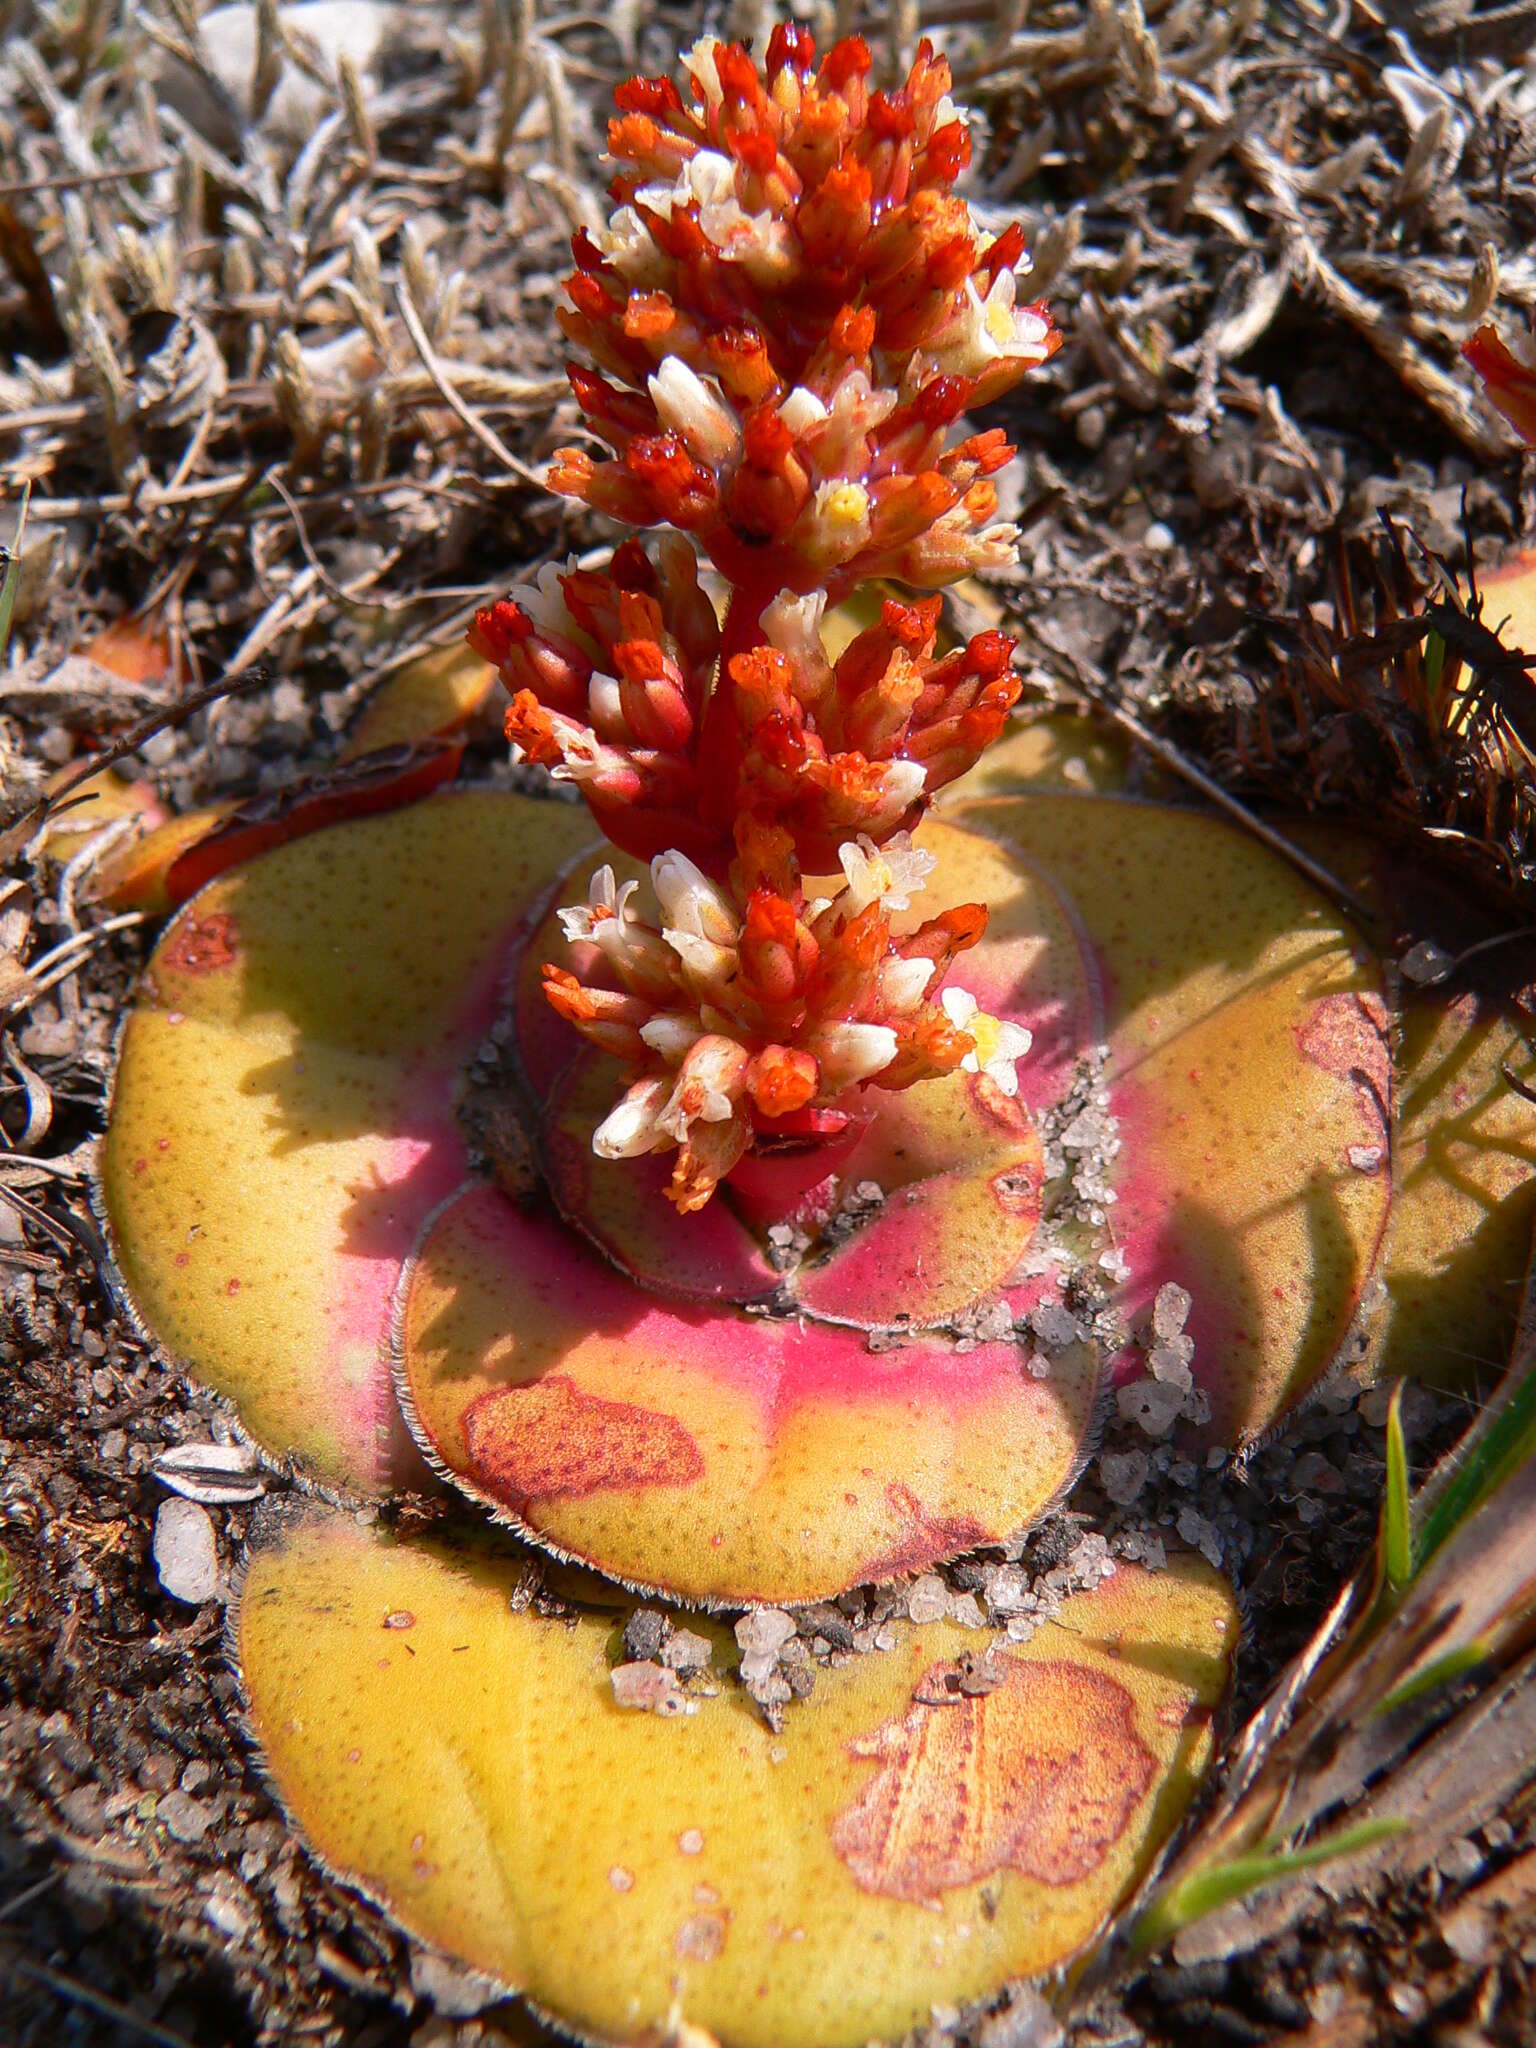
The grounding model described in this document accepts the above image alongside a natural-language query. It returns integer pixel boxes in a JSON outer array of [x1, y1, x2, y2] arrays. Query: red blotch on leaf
[[857, 1484, 990, 1584], [463, 1374, 704, 1508], [161, 910, 241, 976], [1294, 991, 1391, 1147], [831, 1656, 1156, 1901]]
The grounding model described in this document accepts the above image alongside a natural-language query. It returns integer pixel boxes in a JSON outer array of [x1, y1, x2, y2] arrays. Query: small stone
[[181, 1759, 212, 1794], [1291, 1451, 1345, 1495], [981, 1564, 1029, 1617], [1388, 1982, 1427, 2022], [60, 1784, 106, 1835], [1100, 1449, 1150, 1505], [1176, 1507, 1225, 1569], [661, 1628, 713, 1674], [152, 1498, 219, 1605], [610, 1662, 689, 1716], [1437, 1835, 1485, 1884], [1441, 1902, 1493, 1965], [1031, 1302, 1083, 1351], [1359, 1380, 1399, 1427], [158, 1789, 214, 1843], [622, 1607, 667, 1662], [410, 1947, 502, 2017], [153, 1439, 265, 1505], [203, 1886, 254, 1940], [1152, 1283, 1192, 1341], [1400, 939, 1454, 986], [99, 1429, 127, 1463], [1149, 1339, 1194, 1389], [734, 1608, 795, 1658], [1181, 1385, 1212, 1427], [978, 1985, 1065, 2048], [1118, 1379, 1184, 1436], [948, 1592, 985, 1629], [140, 1752, 179, 1793], [905, 1574, 948, 1624]]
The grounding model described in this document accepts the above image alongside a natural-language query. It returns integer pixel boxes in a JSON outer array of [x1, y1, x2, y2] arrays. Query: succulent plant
[[95, 28, 1536, 2044]]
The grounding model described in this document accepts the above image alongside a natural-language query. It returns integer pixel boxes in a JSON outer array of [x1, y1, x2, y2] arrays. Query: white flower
[[594, 204, 668, 286], [593, 1076, 672, 1158], [942, 986, 1033, 1096], [804, 479, 871, 564], [585, 671, 626, 741], [651, 850, 738, 946], [777, 385, 830, 437], [806, 1020, 898, 1091], [639, 1011, 705, 1062], [662, 927, 737, 990], [866, 760, 928, 836], [648, 357, 741, 466], [683, 36, 724, 106], [556, 864, 624, 942], [950, 268, 1055, 375], [513, 558, 581, 640], [656, 1036, 749, 1141], [880, 956, 935, 1011], [837, 831, 936, 917], [761, 586, 828, 664]]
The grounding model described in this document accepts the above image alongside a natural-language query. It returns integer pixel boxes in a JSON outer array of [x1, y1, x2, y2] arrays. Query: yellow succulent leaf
[[343, 643, 498, 758], [84, 802, 237, 913], [954, 794, 1393, 1445], [240, 1510, 1236, 2048], [950, 713, 1132, 798], [102, 794, 596, 1492], [1476, 546, 1536, 658], [396, 1182, 1098, 1605]]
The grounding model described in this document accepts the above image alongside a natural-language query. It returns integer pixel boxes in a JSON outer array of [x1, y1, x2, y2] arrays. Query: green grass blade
[[0, 481, 31, 663], [1374, 1638, 1492, 1718], [1131, 1817, 1408, 1956], [1413, 1355, 1536, 1572], [1383, 1384, 1412, 1593]]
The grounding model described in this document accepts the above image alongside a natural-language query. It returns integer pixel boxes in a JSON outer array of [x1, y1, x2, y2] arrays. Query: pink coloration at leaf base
[[103, 793, 597, 1494], [788, 1071, 1043, 1329], [395, 1181, 1097, 1604]]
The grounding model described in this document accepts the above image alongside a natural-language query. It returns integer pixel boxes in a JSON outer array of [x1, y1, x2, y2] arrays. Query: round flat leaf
[[1285, 819, 1536, 1392], [239, 1508, 1236, 2048], [956, 795, 1393, 1445], [787, 1070, 1045, 1330], [102, 793, 595, 1492], [1378, 986, 1536, 1388], [343, 643, 498, 758], [396, 1182, 1097, 1604], [1476, 546, 1536, 657], [542, 1051, 779, 1304], [954, 712, 1133, 798]]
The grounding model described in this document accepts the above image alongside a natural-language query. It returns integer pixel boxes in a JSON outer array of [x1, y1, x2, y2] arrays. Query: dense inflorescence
[[472, 29, 1059, 1208]]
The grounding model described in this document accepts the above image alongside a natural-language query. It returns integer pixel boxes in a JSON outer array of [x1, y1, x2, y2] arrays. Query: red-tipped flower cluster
[[553, 30, 1056, 598], [470, 544, 1021, 870], [473, 30, 1059, 1207], [1465, 320, 1536, 448]]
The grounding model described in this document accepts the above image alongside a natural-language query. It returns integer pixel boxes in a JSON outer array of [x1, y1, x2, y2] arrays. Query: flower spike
[[473, 33, 1060, 1205]]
